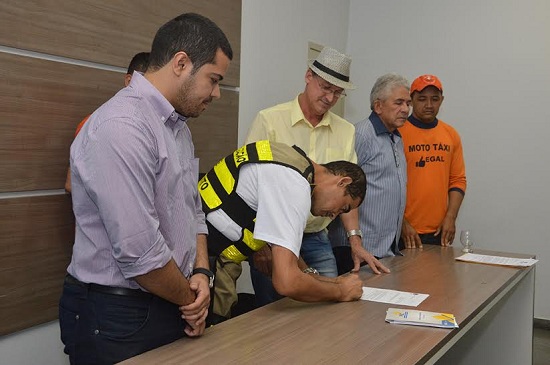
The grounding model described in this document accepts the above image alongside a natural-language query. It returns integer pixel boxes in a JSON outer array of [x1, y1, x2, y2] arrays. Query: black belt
[[64, 274, 152, 299], [303, 230, 326, 236]]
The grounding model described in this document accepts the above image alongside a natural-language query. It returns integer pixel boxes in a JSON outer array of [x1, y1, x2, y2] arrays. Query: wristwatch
[[346, 229, 363, 239], [192, 268, 215, 288], [303, 267, 320, 275]]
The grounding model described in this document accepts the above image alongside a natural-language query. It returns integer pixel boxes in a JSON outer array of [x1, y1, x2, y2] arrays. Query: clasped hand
[[179, 274, 210, 336]]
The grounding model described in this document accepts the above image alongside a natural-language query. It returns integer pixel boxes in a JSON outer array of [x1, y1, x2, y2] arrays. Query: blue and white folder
[[385, 308, 459, 329]]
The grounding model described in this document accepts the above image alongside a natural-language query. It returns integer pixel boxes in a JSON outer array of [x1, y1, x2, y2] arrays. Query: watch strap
[[192, 267, 215, 288], [346, 229, 363, 239]]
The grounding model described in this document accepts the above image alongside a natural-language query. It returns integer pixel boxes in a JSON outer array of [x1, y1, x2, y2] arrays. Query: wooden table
[[120, 245, 535, 364]]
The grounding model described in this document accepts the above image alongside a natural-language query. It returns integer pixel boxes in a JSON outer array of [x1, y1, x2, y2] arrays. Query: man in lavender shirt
[[59, 13, 232, 364]]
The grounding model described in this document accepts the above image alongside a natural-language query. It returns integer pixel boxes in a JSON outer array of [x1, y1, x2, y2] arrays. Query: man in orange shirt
[[65, 52, 149, 192], [400, 75, 467, 248]]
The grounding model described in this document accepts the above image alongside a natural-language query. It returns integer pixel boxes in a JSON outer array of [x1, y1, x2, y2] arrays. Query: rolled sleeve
[[116, 230, 173, 278]]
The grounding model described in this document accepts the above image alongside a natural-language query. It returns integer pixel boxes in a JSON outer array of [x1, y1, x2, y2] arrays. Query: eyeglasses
[[314, 76, 346, 98]]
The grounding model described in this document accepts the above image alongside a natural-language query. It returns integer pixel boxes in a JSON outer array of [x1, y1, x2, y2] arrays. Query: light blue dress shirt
[[329, 112, 407, 258]]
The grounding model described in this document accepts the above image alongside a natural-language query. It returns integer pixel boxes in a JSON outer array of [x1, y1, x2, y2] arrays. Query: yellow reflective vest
[[199, 140, 314, 263]]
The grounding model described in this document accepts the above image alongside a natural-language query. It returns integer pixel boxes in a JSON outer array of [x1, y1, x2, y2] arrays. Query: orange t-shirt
[[400, 118, 466, 234], [74, 115, 90, 137]]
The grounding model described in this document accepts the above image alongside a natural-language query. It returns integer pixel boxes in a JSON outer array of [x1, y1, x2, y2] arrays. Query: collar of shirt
[[407, 114, 438, 129], [290, 95, 333, 130], [369, 111, 402, 137], [129, 72, 188, 132]]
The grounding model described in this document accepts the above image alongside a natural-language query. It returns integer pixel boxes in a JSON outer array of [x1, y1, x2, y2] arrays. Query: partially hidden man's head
[[310, 160, 366, 219], [147, 13, 233, 118], [124, 52, 150, 87]]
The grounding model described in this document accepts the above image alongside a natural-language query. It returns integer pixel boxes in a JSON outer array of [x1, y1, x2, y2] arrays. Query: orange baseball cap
[[410, 74, 443, 94]]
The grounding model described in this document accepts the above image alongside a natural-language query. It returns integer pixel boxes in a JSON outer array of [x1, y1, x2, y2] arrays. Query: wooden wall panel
[[188, 89, 240, 173], [0, 53, 122, 192], [0, 0, 241, 87], [0, 195, 74, 335]]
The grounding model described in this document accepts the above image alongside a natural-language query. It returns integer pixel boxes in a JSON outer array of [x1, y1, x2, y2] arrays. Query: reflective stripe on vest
[[219, 228, 264, 263]]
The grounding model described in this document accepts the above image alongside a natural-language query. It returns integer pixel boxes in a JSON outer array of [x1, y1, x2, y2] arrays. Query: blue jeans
[[250, 230, 338, 307], [300, 230, 338, 277], [59, 277, 186, 365]]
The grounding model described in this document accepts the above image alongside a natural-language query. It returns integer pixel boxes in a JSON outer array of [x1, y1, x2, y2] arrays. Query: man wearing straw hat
[[245, 46, 389, 307]]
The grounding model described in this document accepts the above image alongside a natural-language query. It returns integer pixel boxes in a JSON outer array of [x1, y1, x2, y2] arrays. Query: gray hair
[[370, 73, 410, 110]]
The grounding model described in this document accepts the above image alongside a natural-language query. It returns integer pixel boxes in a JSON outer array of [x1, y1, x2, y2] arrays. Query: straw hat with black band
[[308, 46, 355, 90]]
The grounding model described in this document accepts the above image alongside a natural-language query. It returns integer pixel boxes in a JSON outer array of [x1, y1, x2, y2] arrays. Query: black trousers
[[332, 246, 385, 275], [398, 232, 442, 247]]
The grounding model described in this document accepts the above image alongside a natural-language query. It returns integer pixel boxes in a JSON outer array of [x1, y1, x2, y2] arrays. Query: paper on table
[[455, 253, 538, 267], [361, 287, 428, 307]]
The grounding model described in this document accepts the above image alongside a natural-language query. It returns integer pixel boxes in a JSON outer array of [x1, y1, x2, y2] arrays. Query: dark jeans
[[418, 232, 442, 245], [332, 246, 355, 276], [398, 232, 441, 247], [59, 276, 187, 365], [248, 255, 284, 307], [332, 246, 383, 276], [299, 230, 338, 277]]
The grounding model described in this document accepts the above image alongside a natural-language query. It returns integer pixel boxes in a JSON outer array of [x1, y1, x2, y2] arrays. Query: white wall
[[346, 0, 550, 320], [0, 321, 69, 365]]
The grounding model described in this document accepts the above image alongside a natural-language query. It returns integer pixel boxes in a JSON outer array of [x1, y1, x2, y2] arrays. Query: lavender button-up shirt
[[68, 72, 207, 289]]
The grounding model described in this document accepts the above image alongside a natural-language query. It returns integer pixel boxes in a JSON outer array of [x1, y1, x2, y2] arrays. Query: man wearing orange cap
[[399, 75, 467, 248]]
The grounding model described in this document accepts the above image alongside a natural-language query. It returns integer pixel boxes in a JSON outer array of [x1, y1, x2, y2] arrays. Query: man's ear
[[338, 176, 353, 188], [373, 99, 382, 114], [124, 73, 132, 87], [305, 68, 314, 84], [173, 51, 191, 76]]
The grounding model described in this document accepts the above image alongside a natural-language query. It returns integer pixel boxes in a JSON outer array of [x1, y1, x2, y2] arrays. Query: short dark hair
[[148, 13, 233, 74], [321, 161, 367, 204], [127, 52, 150, 74]]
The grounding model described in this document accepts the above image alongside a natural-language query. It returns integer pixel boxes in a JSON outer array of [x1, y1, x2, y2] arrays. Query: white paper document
[[455, 253, 538, 267], [360, 287, 429, 307]]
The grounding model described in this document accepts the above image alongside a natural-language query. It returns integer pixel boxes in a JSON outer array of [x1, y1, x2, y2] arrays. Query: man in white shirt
[[201, 141, 365, 324]]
